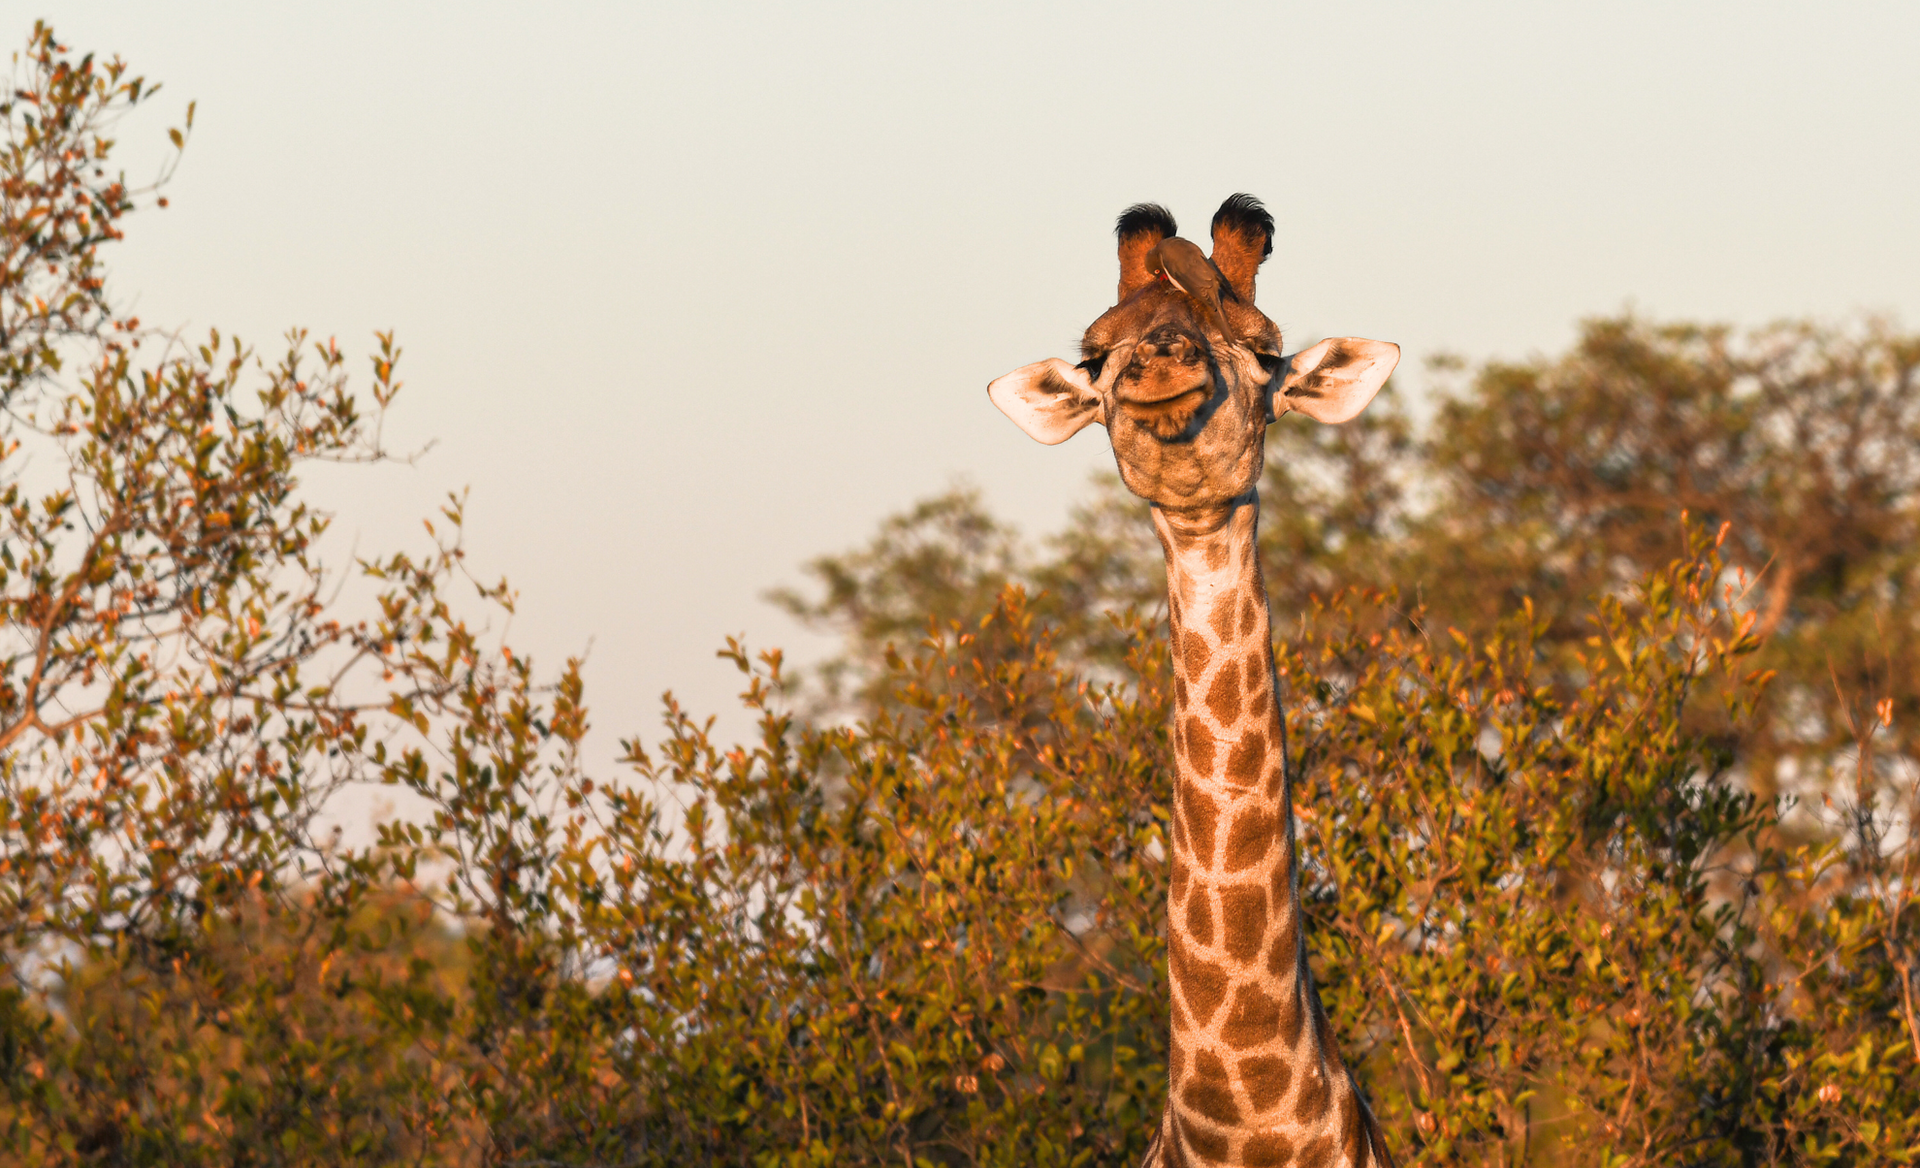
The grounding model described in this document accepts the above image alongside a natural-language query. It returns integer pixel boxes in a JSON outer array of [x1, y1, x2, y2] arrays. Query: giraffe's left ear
[[987, 359, 1103, 445], [1273, 338, 1400, 424]]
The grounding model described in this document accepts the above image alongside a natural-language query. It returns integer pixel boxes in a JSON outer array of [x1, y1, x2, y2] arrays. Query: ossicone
[[1116, 203, 1177, 243], [1115, 203, 1176, 302], [1209, 193, 1274, 302]]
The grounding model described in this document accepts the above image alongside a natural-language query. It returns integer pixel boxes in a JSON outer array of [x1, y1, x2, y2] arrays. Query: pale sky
[[28, 3, 1920, 762]]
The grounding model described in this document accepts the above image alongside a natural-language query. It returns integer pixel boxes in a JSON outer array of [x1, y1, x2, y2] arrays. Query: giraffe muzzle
[[1116, 334, 1213, 407], [1114, 367, 1214, 439]]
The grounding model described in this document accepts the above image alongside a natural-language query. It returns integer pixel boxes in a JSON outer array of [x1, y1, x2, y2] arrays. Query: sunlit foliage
[[2, 23, 1916, 1168]]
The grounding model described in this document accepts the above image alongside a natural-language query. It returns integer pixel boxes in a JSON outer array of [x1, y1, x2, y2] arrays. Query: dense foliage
[[2, 24, 1916, 1167]]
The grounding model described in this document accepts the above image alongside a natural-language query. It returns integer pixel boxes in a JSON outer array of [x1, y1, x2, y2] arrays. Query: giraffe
[[986, 195, 1399, 1168]]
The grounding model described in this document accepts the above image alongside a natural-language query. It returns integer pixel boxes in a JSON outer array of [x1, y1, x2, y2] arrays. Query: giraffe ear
[[1275, 338, 1399, 424], [988, 359, 1103, 445]]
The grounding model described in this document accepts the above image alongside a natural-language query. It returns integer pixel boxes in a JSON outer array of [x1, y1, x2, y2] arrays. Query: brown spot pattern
[[1267, 911, 1299, 977], [1173, 938, 1230, 1024], [1185, 718, 1216, 775], [1239, 1056, 1292, 1112], [1206, 667, 1242, 724], [1276, 984, 1304, 1045], [1293, 1067, 1331, 1122], [1240, 1130, 1296, 1167], [1184, 1049, 1239, 1119], [1183, 786, 1219, 859], [1179, 1113, 1232, 1163], [1182, 1078, 1241, 1128], [1263, 754, 1286, 798], [1209, 597, 1236, 639], [1222, 805, 1276, 871], [1185, 889, 1215, 947], [1270, 849, 1293, 902], [1296, 1135, 1334, 1167], [1193, 1046, 1234, 1085], [1225, 731, 1267, 788], [1249, 683, 1272, 725], [1219, 885, 1269, 961], [1239, 593, 1259, 639], [1183, 631, 1208, 680], [1220, 983, 1282, 1050]]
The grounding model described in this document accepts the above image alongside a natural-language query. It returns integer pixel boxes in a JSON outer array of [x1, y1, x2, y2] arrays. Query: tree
[[1409, 316, 1920, 807], [768, 479, 1162, 717], [0, 24, 512, 1163]]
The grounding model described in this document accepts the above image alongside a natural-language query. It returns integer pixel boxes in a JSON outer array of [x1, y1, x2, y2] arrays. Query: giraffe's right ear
[[987, 359, 1103, 445]]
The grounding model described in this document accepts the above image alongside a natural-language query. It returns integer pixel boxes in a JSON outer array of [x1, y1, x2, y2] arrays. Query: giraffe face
[[987, 196, 1399, 511], [1074, 280, 1281, 508]]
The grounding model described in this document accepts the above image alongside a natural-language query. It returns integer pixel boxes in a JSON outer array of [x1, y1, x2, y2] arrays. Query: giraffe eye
[[1079, 352, 1109, 382], [1254, 350, 1284, 379]]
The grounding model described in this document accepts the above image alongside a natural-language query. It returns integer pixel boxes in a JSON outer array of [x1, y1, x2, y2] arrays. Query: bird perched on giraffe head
[[1144, 235, 1237, 340]]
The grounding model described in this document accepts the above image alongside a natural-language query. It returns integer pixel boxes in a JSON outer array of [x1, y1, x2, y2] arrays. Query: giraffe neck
[[1152, 496, 1380, 1168]]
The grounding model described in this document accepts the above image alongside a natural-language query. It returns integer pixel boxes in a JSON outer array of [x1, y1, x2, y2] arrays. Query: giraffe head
[[988, 195, 1398, 510]]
